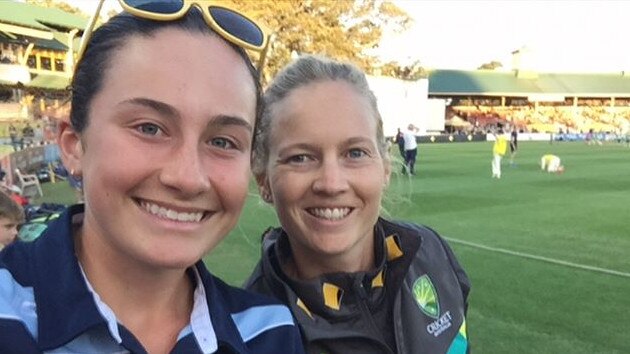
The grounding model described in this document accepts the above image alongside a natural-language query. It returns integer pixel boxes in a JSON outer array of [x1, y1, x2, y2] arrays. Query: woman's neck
[[286, 240, 376, 281], [74, 224, 194, 354]]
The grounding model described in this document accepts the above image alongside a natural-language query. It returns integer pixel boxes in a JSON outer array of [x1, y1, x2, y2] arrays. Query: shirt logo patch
[[413, 275, 454, 337], [412, 275, 439, 319]]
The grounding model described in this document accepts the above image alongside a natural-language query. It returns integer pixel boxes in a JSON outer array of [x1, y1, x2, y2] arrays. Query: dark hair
[[70, 9, 261, 134], [0, 191, 24, 224]]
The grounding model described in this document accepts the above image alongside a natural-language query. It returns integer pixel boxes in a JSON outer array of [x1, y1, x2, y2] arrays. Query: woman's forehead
[[93, 29, 256, 122], [273, 81, 374, 124], [268, 82, 377, 143]]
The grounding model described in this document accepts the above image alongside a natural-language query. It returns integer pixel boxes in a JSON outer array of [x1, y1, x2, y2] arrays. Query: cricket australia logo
[[413, 275, 439, 318], [413, 275, 452, 337]]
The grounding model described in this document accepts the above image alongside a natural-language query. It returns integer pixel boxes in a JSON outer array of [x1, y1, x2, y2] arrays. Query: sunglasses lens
[[124, 0, 185, 14], [209, 7, 265, 48]]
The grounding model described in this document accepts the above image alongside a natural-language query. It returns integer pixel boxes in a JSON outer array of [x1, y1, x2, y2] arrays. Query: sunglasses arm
[[257, 33, 274, 78], [74, 0, 106, 73]]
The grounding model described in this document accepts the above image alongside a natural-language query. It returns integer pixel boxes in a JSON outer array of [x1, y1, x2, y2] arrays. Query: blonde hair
[[251, 55, 389, 177]]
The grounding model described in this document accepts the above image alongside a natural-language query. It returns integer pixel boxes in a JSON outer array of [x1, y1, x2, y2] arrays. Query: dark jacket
[[245, 218, 471, 354]]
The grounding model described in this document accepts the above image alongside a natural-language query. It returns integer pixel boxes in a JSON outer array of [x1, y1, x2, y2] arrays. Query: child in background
[[0, 191, 24, 249]]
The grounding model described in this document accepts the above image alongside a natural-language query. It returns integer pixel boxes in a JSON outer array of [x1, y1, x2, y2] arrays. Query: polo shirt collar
[[32, 204, 106, 350], [80, 262, 220, 353], [32, 205, 231, 353], [193, 263, 249, 353]]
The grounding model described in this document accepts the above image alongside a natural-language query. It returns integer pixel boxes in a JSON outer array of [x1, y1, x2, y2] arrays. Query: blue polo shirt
[[0, 205, 304, 353]]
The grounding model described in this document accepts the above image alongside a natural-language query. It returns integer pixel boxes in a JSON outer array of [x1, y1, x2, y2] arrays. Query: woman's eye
[[348, 148, 368, 159], [288, 154, 311, 164], [136, 123, 162, 136], [210, 137, 236, 150]]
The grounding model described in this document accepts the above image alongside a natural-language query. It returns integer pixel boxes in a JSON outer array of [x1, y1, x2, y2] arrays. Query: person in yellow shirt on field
[[491, 128, 508, 178], [541, 154, 565, 173]]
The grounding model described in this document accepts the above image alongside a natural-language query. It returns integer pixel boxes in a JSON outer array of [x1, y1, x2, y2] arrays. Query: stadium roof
[[0, 1, 87, 32], [428, 69, 630, 97]]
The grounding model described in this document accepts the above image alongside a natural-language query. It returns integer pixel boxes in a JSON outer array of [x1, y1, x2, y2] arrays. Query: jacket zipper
[[355, 280, 395, 354]]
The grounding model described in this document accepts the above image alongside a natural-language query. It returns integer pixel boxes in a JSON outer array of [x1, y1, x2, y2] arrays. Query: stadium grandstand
[[428, 49, 630, 136], [0, 0, 85, 135]]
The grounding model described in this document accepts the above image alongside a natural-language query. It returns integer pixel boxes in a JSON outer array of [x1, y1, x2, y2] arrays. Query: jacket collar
[[266, 219, 404, 319]]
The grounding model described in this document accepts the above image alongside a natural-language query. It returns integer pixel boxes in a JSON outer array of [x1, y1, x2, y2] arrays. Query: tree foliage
[[26, 0, 86, 16], [478, 60, 503, 70], [378, 59, 427, 80], [39, 0, 420, 83], [223, 0, 414, 83]]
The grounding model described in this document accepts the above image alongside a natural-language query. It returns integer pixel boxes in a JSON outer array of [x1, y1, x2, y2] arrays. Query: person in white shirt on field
[[402, 124, 419, 175]]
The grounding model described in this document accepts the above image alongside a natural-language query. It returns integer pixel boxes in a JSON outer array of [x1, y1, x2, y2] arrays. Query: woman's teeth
[[308, 207, 351, 221], [140, 201, 203, 222]]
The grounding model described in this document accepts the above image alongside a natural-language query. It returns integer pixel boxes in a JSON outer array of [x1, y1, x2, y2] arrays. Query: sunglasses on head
[[76, 0, 270, 71]]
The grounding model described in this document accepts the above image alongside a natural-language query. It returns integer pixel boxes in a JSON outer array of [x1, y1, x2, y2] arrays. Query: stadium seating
[[451, 105, 630, 133]]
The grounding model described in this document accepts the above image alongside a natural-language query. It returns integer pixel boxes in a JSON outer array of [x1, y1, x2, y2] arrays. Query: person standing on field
[[509, 127, 518, 165], [403, 124, 419, 175], [491, 128, 508, 179], [395, 128, 405, 159]]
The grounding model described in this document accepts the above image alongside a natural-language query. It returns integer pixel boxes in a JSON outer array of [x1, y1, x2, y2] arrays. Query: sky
[[383, 0, 630, 72], [63, 0, 629, 73]]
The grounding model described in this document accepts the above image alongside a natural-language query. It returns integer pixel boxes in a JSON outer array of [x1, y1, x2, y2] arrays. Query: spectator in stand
[[34, 123, 44, 144], [403, 123, 419, 175], [8, 123, 20, 151], [491, 128, 508, 179], [0, 191, 24, 250], [21, 122, 35, 148]]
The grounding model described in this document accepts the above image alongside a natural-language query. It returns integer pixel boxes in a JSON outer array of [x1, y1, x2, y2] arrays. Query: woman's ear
[[58, 121, 83, 176], [256, 174, 273, 204]]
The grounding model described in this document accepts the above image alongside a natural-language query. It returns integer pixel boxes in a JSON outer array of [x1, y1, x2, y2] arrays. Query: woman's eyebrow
[[120, 97, 179, 118], [207, 115, 253, 133], [119, 97, 253, 133]]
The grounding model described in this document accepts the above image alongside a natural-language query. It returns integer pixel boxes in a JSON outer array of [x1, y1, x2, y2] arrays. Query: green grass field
[[39, 141, 629, 353]]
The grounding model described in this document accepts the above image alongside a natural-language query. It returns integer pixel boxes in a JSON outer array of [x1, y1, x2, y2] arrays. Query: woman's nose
[[312, 159, 349, 195], [159, 143, 211, 196]]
